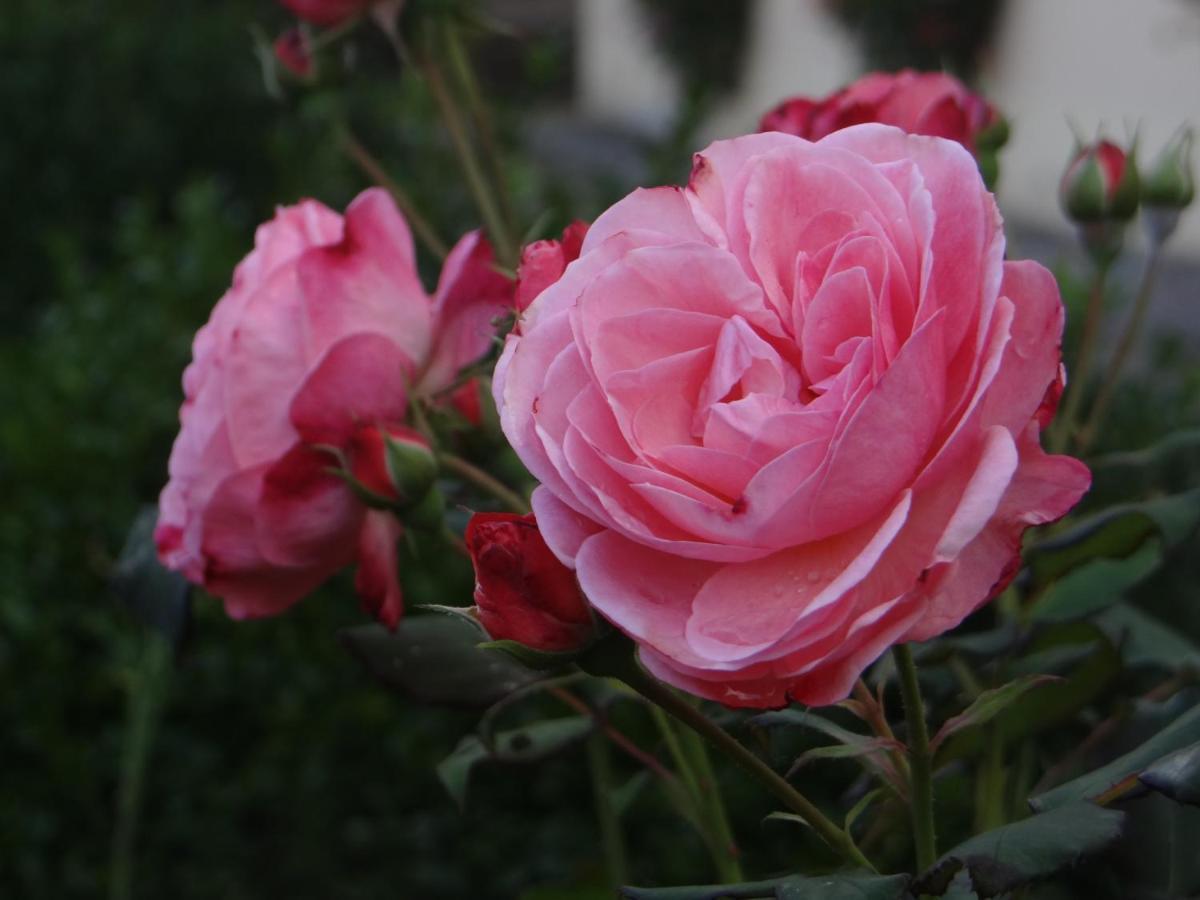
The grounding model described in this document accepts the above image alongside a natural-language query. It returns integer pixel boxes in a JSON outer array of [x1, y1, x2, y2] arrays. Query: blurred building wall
[[576, 0, 1200, 259]]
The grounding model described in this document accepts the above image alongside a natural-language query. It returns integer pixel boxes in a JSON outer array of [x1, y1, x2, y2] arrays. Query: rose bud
[[466, 513, 595, 653], [1061, 139, 1140, 223], [1142, 129, 1194, 245], [273, 27, 314, 79], [515, 221, 589, 313], [345, 424, 438, 508], [1061, 138, 1140, 263]]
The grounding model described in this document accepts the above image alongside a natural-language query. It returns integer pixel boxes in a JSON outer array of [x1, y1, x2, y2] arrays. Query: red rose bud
[[515, 221, 589, 312], [273, 27, 313, 79], [466, 513, 594, 653], [1061, 140, 1140, 224], [346, 424, 438, 510]]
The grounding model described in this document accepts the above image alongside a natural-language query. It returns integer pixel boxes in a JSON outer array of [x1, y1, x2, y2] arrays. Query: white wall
[[576, 0, 1200, 258]]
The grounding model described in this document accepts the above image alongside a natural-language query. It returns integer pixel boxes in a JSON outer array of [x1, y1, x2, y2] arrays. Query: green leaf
[[844, 787, 887, 833], [1030, 539, 1162, 623], [1139, 740, 1200, 805], [937, 624, 1121, 764], [611, 770, 652, 817], [478, 638, 583, 671], [1097, 603, 1200, 672], [1023, 488, 1200, 590], [618, 876, 790, 899], [773, 873, 910, 900], [930, 675, 1062, 752], [940, 870, 979, 900], [111, 506, 190, 645], [1031, 702, 1200, 811], [762, 811, 812, 832], [436, 716, 593, 808], [914, 802, 1124, 898], [617, 872, 909, 900], [339, 615, 539, 708], [750, 709, 900, 785], [788, 738, 904, 775]]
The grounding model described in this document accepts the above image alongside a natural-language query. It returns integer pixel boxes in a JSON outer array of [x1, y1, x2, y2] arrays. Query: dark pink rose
[[156, 188, 512, 626], [494, 126, 1089, 707], [761, 70, 1000, 154]]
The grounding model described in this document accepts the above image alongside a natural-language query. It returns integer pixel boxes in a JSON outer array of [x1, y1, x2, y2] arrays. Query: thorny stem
[[1052, 259, 1112, 454], [1078, 244, 1164, 453], [110, 634, 171, 900], [586, 731, 628, 889], [338, 127, 450, 260], [582, 638, 877, 873], [421, 22, 517, 268], [894, 644, 937, 874], [441, 21, 517, 241]]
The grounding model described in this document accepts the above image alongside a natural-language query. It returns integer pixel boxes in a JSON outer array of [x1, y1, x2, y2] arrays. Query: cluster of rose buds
[[1060, 129, 1195, 259]]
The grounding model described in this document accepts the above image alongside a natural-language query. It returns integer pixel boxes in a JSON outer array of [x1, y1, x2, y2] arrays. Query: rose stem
[[677, 711, 746, 882], [110, 633, 172, 900], [438, 451, 530, 514], [893, 644, 937, 874], [337, 126, 450, 261], [1051, 259, 1112, 453], [586, 731, 628, 888], [641, 706, 740, 881], [441, 21, 518, 242], [420, 20, 517, 269], [1077, 244, 1164, 453], [584, 642, 877, 873]]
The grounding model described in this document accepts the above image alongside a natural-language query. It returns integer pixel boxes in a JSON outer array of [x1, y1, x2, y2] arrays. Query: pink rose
[[156, 188, 512, 626], [494, 125, 1089, 708], [761, 70, 1000, 154]]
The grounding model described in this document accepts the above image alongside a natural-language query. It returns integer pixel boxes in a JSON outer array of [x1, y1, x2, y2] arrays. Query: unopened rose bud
[[1142, 129, 1194, 246], [466, 513, 595, 653], [515, 221, 589, 312], [1061, 140, 1139, 224], [1143, 129, 1195, 210], [273, 27, 314, 79], [346, 424, 438, 510]]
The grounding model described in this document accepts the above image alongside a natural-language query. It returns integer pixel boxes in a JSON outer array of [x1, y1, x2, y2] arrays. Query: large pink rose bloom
[[157, 187, 511, 626], [495, 125, 1089, 708], [762, 70, 999, 153]]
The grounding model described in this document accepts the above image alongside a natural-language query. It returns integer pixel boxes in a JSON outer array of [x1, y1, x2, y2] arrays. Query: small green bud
[[1142, 128, 1195, 211]]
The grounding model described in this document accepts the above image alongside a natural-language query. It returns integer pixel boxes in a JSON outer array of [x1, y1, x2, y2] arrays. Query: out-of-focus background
[[1, 1, 1197, 897]]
